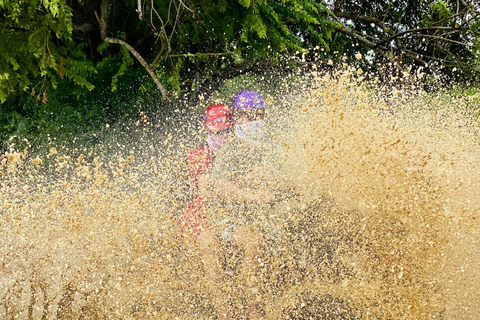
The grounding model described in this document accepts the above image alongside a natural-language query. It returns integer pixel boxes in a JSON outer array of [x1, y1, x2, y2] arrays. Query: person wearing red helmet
[[180, 103, 233, 238], [177, 104, 234, 319]]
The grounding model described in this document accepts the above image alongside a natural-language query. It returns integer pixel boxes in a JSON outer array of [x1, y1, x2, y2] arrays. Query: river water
[[1, 68, 479, 319]]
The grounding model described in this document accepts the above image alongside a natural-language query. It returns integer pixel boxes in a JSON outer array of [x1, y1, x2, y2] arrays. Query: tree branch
[[168, 0, 182, 44], [333, 11, 394, 35], [373, 26, 460, 49], [167, 51, 235, 59], [407, 33, 472, 47], [151, 36, 168, 69], [106, 37, 168, 97], [459, 0, 472, 9], [150, 0, 171, 53], [96, 0, 168, 99], [136, 0, 143, 20], [333, 23, 392, 61], [430, 8, 477, 26], [401, 49, 436, 66]]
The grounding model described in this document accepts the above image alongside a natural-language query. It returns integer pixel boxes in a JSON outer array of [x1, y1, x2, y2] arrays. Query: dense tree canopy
[[1, 0, 479, 101], [0, 0, 95, 103], [331, 0, 480, 78], [0, 0, 479, 147]]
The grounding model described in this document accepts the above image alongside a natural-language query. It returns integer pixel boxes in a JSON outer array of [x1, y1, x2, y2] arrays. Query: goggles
[[203, 115, 226, 123]]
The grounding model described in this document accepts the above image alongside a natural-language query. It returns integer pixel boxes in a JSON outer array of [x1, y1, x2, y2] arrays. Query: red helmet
[[204, 104, 232, 131]]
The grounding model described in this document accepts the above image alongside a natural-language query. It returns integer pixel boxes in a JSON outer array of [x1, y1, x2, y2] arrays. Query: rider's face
[[209, 127, 230, 136], [235, 109, 265, 125], [235, 113, 250, 125]]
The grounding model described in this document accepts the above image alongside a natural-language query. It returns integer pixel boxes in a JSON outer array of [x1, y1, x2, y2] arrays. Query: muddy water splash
[[1, 69, 480, 319]]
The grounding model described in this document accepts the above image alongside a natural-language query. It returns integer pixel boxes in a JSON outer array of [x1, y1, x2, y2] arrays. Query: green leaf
[[238, 0, 251, 8], [218, 0, 228, 12], [98, 42, 111, 55]]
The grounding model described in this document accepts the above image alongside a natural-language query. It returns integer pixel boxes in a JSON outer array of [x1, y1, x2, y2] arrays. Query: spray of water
[[1, 65, 480, 319]]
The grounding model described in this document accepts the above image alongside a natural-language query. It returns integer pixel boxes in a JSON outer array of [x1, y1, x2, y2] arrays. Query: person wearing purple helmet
[[209, 90, 276, 319], [231, 90, 267, 146]]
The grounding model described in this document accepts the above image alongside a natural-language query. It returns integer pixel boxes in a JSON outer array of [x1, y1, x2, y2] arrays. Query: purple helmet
[[231, 90, 265, 111]]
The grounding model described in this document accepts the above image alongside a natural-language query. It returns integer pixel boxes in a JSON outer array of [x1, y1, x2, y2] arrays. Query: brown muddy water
[[1, 69, 480, 319]]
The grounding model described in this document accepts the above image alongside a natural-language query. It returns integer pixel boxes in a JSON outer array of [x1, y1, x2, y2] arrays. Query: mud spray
[[1, 64, 480, 319]]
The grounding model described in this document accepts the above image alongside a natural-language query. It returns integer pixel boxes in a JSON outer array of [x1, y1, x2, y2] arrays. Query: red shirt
[[178, 195, 211, 239]]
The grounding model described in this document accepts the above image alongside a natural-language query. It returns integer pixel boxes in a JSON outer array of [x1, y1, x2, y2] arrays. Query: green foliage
[[430, 0, 452, 21], [238, 0, 251, 8], [111, 45, 135, 92], [169, 58, 183, 95], [422, 0, 452, 26], [1, 0, 479, 150], [0, 65, 160, 153], [334, 0, 479, 80], [0, 0, 93, 102], [130, 0, 333, 63]]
